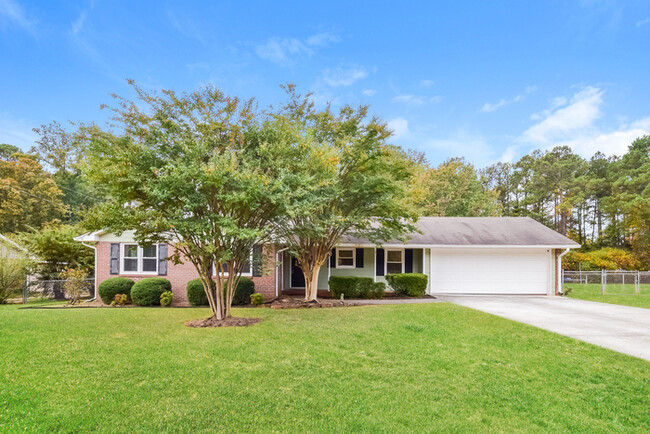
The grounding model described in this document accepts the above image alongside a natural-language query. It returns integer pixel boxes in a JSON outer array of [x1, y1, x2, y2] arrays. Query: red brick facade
[[96, 242, 279, 306]]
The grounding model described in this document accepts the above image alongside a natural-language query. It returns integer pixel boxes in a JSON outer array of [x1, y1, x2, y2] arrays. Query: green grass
[[566, 283, 650, 309], [1, 304, 649, 432]]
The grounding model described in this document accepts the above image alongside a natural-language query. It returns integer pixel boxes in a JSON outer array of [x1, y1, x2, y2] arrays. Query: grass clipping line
[[185, 316, 262, 328]]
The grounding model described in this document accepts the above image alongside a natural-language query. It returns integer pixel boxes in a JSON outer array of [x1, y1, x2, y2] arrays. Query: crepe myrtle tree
[[80, 81, 293, 320], [271, 86, 419, 301]]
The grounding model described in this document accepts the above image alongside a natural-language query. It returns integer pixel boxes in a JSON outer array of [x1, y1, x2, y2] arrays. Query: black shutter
[[252, 244, 263, 277], [242, 252, 251, 274], [376, 248, 385, 276], [330, 248, 336, 268], [356, 248, 364, 268], [158, 244, 168, 276], [405, 249, 413, 273], [110, 243, 120, 275]]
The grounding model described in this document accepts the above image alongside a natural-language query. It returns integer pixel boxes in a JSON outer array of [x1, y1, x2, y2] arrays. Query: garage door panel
[[430, 248, 550, 294]]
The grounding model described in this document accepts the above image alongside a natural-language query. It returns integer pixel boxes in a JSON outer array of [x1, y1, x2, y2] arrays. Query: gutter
[[556, 248, 571, 296], [274, 247, 289, 297], [80, 242, 98, 302]]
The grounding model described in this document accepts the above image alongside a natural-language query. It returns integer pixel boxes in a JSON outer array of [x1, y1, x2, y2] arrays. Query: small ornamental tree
[[271, 87, 418, 301], [80, 82, 292, 321]]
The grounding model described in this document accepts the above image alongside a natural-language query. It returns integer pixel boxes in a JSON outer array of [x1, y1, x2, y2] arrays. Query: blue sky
[[1, 0, 650, 167]]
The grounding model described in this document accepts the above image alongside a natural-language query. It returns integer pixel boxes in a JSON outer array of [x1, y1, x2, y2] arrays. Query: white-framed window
[[213, 250, 253, 276], [336, 248, 355, 268], [122, 244, 159, 274], [385, 249, 404, 274]]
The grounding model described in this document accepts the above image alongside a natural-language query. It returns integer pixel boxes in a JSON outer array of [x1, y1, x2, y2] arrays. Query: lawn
[[1, 303, 649, 432], [566, 283, 650, 309]]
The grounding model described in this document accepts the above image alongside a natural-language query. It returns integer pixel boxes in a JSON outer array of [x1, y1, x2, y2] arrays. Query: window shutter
[[330, 248, 336, 268], [252, 244, 263, 277], [356, 248, 364, 268], [158, 244, 168, 276], [110, 243, 120, 275], [405, 249, 413, 273], [376, 248, 385, 276]]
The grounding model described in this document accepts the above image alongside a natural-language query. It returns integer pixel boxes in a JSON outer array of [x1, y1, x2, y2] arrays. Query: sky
[[1, 0, 650, 168]]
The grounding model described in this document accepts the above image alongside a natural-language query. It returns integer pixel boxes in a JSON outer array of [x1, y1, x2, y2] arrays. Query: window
[[336, 248, 355, 268], [386, 249, 403, 274], [122, 244, 159, 274], [214, 250, 253, 276]]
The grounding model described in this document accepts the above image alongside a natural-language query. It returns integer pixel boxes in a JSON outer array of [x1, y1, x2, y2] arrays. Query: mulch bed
[[268, 296, 357, 310], [185, 316, 262, 328]]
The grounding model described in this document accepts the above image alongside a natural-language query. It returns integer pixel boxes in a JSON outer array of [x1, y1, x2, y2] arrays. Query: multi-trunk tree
[[81, 82, 293, 320], [270, 88, 418, 301]]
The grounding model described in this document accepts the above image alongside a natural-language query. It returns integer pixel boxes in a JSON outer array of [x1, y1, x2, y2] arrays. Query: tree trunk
[[307, 265, 321, 301]]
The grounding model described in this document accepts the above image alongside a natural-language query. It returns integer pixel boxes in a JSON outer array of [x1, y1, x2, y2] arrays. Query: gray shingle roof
[[342, 217, 580, 247]]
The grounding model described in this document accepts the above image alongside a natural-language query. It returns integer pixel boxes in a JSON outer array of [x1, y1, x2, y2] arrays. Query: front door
[[290, 257, 305, 288]]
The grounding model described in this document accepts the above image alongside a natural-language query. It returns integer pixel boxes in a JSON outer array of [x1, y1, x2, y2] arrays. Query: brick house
[[75, 217, 579, 305]]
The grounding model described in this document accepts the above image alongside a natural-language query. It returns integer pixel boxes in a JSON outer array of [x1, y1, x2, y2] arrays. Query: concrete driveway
[[438, 296, 650, 362]]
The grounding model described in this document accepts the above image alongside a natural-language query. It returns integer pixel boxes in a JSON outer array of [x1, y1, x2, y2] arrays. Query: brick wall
[[96, 242, 278, 306]]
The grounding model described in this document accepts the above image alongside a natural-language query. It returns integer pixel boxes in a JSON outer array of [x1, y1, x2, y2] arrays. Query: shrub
[[98, 277, 134, 305], [187, 279, 208, 306], [160, 291, 173, 307], [110, 293, 128, 306], [329, 276, 386, 299], [385, 273, 428, 297], [186, 277, 256, 306], [250, 293, 264, 306], [59, 267, 88, 305], [131, 277, 171, 306], [232, 277, 255, 306]]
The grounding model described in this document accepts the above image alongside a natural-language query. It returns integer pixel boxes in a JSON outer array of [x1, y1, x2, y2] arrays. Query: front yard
[[1, 303, 649, 432], [566, 283, 650, 309]]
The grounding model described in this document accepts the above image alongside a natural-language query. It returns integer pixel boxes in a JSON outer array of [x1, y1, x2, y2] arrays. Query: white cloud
[[387, 117, 410, 140], [520, 87, 650, 158], [636, 17, 650, 27], [362, 88, 377, 97], [480, 85, 536, 113], [393, 94, 425, 105], [522, 86, 603, 143], [321, 66, 368, 87], [255, 32, 340, 65], [0, 0, 35, 33], [420, 79, 435, 88], [0, 113, 36, 150]]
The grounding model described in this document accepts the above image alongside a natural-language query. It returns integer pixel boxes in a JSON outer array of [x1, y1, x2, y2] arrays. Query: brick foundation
[[96, 242, 279, 306]]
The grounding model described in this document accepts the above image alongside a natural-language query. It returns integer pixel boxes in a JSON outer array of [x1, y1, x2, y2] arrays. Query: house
[[75, 217, 579, 305]]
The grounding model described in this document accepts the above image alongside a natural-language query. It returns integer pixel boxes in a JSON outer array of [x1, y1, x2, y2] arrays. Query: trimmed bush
[[186, 277, 256, 306], [160, 291, 173, 307], [131, 277, 171, 306], [385, 273, 428, 297], [187, 279, 208, 306], [329, 276, 385, 299], [98, 277, 135, 305], [250, 293, 264, 306]]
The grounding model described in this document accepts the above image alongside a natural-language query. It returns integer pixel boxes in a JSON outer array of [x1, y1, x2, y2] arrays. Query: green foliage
[[0, 249, 30, 304], [329, 276, 385, 299], [186, 279, 208, 306], [58, 267, 88, 305], [19, 224, 94, 279], [131, 278, 171, 306], [564, 248, 640, 271], [98, 277, 135, 305], [385, 273, 428, 297], [232, 277, 255, 306], [0, 152, 66, 233], [417, 157, 498, 217], [160, 291, 173, 307], [110, 293, 128, 306], [0, 144, 20, 160], [250, 293, 264, 306]]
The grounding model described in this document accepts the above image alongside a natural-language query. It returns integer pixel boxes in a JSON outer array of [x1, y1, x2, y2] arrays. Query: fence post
[[636, 271, 640, 296], [22, 276, 27, 304], [601, 269, 606, 295]]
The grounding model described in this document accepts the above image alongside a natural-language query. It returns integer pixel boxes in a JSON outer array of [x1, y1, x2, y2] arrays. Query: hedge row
[[329, 276, 385, 299], [186, 277, 256, 306], [385, 273, 428, 297]]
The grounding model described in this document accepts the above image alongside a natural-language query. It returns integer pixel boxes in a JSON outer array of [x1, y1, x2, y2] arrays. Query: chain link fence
[[562, 270, 650, 296], [22, 278, 96, 303]]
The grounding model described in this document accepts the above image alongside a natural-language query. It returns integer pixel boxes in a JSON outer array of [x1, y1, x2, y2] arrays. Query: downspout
[[81, 242, 98, 302], [275, 247, 289, 298], [556, 248, 570, 296]]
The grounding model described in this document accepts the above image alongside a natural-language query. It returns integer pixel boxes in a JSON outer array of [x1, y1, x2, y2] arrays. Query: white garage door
[[430, 248, 551, 295]]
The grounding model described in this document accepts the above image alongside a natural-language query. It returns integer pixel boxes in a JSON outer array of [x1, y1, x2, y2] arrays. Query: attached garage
[[430, 248, 552, 295]]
